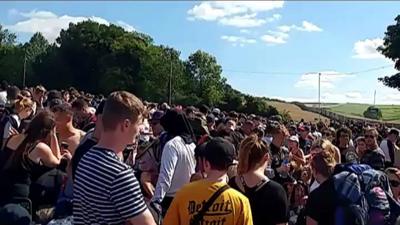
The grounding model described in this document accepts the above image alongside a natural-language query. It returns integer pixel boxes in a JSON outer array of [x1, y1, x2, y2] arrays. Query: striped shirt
[[73, 146, 147, 225]]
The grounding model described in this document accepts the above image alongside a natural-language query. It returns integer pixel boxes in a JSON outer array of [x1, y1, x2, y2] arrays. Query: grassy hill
[[327, 103, 400, 122], [266, 101, 329, 122]]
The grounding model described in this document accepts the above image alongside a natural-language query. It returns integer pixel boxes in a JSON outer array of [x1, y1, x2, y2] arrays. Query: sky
[[1, 1, 400, 104]]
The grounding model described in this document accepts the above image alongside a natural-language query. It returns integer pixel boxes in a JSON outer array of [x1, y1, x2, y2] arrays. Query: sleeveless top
[[0, 138, 52, 206]]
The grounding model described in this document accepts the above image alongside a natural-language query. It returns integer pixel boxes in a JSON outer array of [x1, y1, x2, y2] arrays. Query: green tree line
[[0, 21, 281, 118]]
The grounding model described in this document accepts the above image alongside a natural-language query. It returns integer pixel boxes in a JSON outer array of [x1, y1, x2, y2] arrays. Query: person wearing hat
[[288, 135, 306, 176], [385, 167, 400, 202], [164, 137, 253, 225], [135, 110, 165, 199]]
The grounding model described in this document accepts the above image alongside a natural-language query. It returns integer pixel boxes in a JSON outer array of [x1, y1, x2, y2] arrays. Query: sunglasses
[[365, 135, 375, 139], [390, 180, 400, 187]]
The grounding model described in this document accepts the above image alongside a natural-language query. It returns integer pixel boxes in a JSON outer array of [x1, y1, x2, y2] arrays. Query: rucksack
[[0, 108, 15, 149], [333, 163, 400, 225]]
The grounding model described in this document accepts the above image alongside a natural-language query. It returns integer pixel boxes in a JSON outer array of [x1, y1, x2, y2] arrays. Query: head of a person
[[224, 118, 236, 134], [71, 98, 90, 120], [7, 86, 20, 101], [46, 90, 62, 102], [14, 97, 34, 120], [241, 120, 254, 136], [288, 135, 300, 150], [365, 127, 379, 148], [268, 121, 289, 146], [310, 139, 338, 160], [185, 106, 196, 119], [322, 127, 336, 142], [20, 90, 32, 99], [101, 91, 144, 144], [310, 150, 336, 183], [0, 81, 9, 92], [206, 114, 216, 129], [336, 127, 352, 147], [51, 103, 74, 127], [94, 99, 105, 133], [355, 136, 367, 156], [25, 110, 56, 143], [386, 167, 400, 200], [237, 134, 269, 175], [202, 137, 235, 174], [388, 128, 400, 143], [199, 105, 209, 116], [62, 90, 70, 103], [149, 110, 164, 137], [298, 126, 310, 139], [33, 85, 46, 98]]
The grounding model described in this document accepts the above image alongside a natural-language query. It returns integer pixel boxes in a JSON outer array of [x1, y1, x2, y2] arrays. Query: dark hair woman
[[0, 110, 70, 208]]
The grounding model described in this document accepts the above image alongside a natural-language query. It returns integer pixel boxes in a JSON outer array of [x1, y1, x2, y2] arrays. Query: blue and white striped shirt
[[73, 146, 147, 225]]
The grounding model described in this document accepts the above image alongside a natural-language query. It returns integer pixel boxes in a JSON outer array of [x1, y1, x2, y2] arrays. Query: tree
[[0, 25, 16, 46], [186, 50, 225, 106], [378, 15, 400, 90]]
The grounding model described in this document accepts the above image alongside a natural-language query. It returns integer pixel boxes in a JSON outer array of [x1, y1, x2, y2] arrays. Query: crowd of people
[[1, 81, 400, 225]]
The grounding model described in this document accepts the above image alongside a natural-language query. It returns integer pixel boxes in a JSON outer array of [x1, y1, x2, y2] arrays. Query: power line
[[223, 64, 393, 76]]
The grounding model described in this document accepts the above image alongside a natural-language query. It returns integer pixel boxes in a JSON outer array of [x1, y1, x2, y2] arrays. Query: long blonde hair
[[311, 139, 340, 163], [237, 134, 269, 175]]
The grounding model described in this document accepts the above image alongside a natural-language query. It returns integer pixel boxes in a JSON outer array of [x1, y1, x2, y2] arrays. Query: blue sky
[[1, 1, 400, 104]]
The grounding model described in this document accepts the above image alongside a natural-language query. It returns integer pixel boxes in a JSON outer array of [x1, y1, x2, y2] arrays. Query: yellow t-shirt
[[164, 180, 253, 225]]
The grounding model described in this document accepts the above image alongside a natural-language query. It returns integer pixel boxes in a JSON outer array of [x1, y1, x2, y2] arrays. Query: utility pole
[[23, 53, 27, 88], [168, 51, 172, 106], [373, 90, 376, 106], [318, 72, 321, 111]]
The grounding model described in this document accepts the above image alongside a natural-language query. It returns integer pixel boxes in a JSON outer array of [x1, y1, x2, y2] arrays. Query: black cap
[[206, 114, 216, 123], [204, 137, 236, 170]]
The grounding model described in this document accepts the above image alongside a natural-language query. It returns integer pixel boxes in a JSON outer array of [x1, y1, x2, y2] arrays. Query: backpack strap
[[190, 184, 230, 225]]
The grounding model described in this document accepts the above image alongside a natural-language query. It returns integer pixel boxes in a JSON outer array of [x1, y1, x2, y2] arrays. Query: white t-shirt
[[380, 139, 392, 162], [152, 136, 196, 202], [3, 114, 21, 139], [0, 91, 7, 106]]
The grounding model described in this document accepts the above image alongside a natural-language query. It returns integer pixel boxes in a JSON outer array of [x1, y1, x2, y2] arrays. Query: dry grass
[[267, 101, 329, 122]]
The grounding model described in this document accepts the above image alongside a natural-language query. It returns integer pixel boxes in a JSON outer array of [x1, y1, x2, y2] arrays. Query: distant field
[[327, 103, 400, 122], [267, 101, 329, 122]]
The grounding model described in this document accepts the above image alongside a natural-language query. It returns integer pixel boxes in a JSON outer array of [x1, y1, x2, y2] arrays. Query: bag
[[190, 185, 230, 225], [333, 163, 398, 225], [0, 108, 12, 148]]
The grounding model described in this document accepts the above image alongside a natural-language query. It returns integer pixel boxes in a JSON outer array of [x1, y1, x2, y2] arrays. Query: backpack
[[333, 163, 400, 225], [0, 108, 15, 149]]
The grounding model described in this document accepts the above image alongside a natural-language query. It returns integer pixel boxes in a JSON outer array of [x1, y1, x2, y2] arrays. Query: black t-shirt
[[305, 178, 337, 225], [229, 177, 289, 225], [71, 136, 97, 180]]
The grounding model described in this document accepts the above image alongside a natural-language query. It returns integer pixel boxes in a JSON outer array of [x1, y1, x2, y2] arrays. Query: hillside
[[327, 103, 400, 122], [267, 101, 329, 122]]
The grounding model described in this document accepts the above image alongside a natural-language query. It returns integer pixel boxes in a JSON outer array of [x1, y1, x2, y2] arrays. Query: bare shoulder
[[34, 142, 52, 153]]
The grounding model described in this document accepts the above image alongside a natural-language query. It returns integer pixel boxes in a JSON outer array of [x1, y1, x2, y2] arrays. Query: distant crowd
[[1, 81, 400, 225]]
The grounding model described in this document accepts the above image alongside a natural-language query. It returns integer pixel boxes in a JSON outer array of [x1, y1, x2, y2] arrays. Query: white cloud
[[266, 13, 282, 23], [240, 29, 250, 34], [301, 21, 323, 32], [277, 21, 322, 33], [295, 71, 351, 90], [345, 91, 362, 99], [116, 20, 135, 32], [221, 35, 257, 47], [187, 1, 284, 28], [260, 31, 289, 45], [219, 13, 266, 28], [188, 1, 284, 21], [5, 10, 136, 43], [353, 38, 384, 59]]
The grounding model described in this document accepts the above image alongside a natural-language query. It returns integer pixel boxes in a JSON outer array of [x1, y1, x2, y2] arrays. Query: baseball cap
[[206, 114, 216, 123], [212, 108, 221, 115], [289, 135, 299, 143], [298, 126, 310, 132], [203, 137, 236, 170]]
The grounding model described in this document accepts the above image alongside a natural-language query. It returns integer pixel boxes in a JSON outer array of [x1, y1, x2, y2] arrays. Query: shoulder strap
[[190, 184, 230, 225]]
